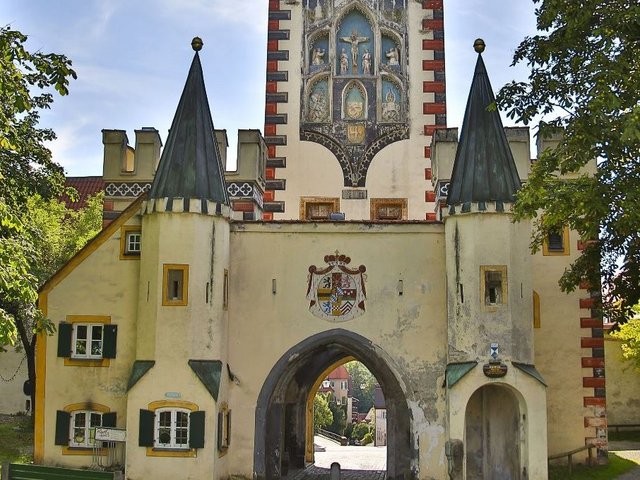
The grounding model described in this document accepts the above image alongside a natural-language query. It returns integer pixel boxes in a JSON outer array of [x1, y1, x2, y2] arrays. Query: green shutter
[[139, 409, 155, 447], [55, 410, 70, 445], [57, 323, 72, 357], [102, 412, 117, 427], [189, 411, 205, 449], [217, 411, 223, 451], [103, 325, 118, 359]]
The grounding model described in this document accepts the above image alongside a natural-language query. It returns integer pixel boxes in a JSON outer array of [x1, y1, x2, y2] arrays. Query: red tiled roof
[[327, 365, 349, 380], [63, 176, 104, 211]]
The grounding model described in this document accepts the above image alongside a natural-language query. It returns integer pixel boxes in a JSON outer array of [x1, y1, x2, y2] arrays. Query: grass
[[549, 453, 638, 480], [0, 414, 34, 473]]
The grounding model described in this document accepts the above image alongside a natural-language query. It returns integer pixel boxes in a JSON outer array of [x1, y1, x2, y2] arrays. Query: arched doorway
[[465, 384, 522, 480], [253, 329, 415, 480]]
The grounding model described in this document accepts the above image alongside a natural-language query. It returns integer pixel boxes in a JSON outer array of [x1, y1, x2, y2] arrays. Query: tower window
[[543, 226, 570, 256], [163, 264, 189, 306], [481, 266, 508, 309]]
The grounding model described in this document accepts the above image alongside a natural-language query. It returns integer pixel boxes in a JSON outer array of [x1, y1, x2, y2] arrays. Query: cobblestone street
[[283, 436, 386, 479]]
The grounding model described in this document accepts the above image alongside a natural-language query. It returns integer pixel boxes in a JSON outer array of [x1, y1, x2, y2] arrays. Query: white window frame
[[69, 410, 102, 448], [125, 231, 141, 254], [155, 408, 190, 449], [71, 323, 104, 359]]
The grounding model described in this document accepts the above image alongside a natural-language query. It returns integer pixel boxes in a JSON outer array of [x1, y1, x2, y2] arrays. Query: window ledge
[[62, 446, 106, 456], [64, 358, 110, 367], [146, 447, 196, 458]]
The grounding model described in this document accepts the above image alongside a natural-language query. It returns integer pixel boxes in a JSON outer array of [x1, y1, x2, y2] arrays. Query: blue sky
[[4, 0, 537, 176]]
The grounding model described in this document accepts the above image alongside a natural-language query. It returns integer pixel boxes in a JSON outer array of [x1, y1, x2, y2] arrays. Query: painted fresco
[[301, 0, 409, 187]]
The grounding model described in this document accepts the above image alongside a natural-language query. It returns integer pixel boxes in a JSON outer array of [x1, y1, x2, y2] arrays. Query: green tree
[[345, 361, 376, 413], [3, 194, 103, 411], [0, 25, 78, 411], [313, 393, 333, 431], [326, 396, 347, 435], [610, 306, 640, 366], [0, 25, 77, 344], [496, 0, 640, 323]]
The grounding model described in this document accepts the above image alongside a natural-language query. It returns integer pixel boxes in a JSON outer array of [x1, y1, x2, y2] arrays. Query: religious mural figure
[[312, 47, 326, 65], [308, 87, 329, 122], [362, 49, 371, 75], [340, 30, 369, 74], [340, 49, 349, 74], [386, 46, 399, 65], [381, 89, 400, 122], [345, 84, 366, 120]]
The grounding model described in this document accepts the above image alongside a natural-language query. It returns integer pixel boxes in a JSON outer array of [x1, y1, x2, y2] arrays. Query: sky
[[4, 0, 538, 176]]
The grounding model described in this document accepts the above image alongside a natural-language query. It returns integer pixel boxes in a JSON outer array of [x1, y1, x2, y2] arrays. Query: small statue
[[386, 46, 399, 66], [314, 0, 324, 21], [312, 47, 326, 65], [362, 49, 371, 74], [340, 48, 349, 74]]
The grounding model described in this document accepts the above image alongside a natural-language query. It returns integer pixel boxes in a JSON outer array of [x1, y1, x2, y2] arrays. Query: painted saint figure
[[340, 48, 348, 75], [362, 49, 371, 75], [312, 47, 325, 65], [340, 30, 369, 74], [386, 46, 399, 65]]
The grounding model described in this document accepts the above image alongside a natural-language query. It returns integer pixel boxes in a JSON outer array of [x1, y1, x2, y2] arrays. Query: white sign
[[95, 427, 127, 443]]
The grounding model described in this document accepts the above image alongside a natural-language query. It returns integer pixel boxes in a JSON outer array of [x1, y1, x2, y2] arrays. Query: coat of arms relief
[[307, 253, 367, 321]]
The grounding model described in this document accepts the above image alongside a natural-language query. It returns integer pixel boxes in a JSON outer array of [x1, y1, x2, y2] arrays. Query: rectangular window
[[163, 264, 189, 306], [300, 197, 340, 220], [72, 324, 103, 359], [156, 408, 190, 449], [218, 407, 231, 452], [370, 198, 408, 221], [543, 226, 570, 256], [70, 411, 102, 448], [223, 269, 229, 310], [480, 266, 508, 310], [120, 226, 142, 259], [57, 316, 116, 366]]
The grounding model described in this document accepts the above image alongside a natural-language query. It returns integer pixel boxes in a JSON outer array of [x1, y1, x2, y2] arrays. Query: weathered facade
[[33, 1, 608, 479]]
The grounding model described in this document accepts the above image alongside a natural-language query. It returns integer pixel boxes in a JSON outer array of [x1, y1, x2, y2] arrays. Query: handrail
[[317, 428, 348, 446], [548, 444, 595, 475]]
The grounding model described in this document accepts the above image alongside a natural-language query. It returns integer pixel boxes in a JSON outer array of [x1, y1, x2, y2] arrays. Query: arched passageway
[[254, 329, 416, 480], [465, 384, 522, 479]]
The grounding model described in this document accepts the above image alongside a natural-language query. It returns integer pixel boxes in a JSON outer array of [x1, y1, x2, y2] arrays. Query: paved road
[[611, 441, 640, 480], [284, 436, 386, 480]]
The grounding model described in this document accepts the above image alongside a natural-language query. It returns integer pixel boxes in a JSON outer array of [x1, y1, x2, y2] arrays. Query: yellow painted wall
[[226, 222, 449, 478], [532, 232, 589, 458], [40, 214, 142, 468]]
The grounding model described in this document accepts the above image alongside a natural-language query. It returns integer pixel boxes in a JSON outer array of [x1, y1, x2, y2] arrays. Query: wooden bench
[[548, 445, 596, 475]]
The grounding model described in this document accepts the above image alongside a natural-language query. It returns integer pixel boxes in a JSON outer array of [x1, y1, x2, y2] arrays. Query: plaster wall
[[532, 233, 588, 457], [0, 347, 29, 413], [124, 365, 226, 480], [40, 216, 142, 468], [605, 335, 640, 425], [447, 368, 548, 480], [444, 212, 534, 364], [274, 1, 435, 221], [226, 222, 449, 479], [134, 211, 230, 362]]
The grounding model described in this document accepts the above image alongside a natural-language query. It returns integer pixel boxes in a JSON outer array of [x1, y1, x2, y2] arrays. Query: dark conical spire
[[446, 39, 521, 210], [149, 38, 228, 211]]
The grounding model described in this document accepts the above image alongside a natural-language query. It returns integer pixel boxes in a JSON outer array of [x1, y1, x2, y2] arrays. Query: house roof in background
[[63, 176, 104, 210]]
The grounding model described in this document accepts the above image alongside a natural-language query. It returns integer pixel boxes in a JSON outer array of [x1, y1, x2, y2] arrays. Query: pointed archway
[[253, 329, 416, 480]]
